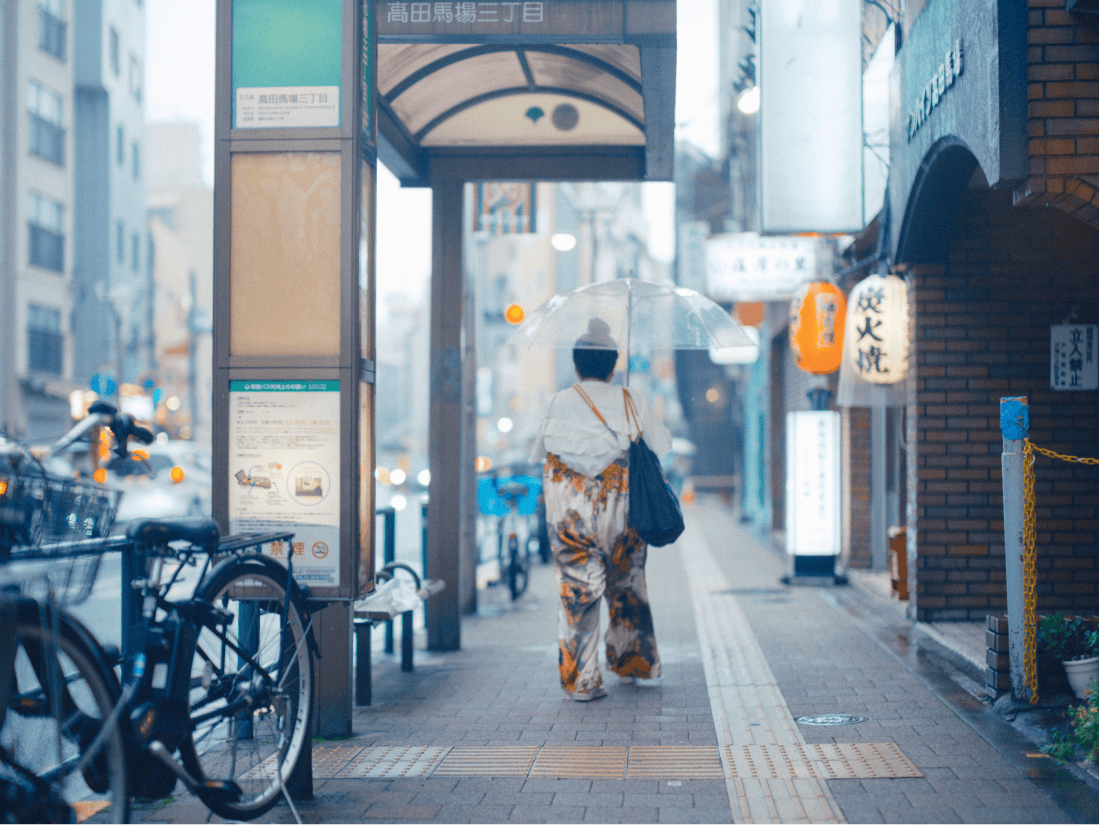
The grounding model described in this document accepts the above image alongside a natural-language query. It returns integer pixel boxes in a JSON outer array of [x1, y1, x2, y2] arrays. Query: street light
[[737, 86, 760, 115], [551, 233, 577, 252]]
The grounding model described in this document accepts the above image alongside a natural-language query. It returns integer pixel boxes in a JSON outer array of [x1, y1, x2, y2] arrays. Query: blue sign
[[90, 374, 116, 396]]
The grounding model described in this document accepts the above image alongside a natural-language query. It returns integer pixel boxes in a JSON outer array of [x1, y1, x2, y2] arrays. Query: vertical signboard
[[228, 380, 341, 586], [217, 0, 373, 736], [786, 410, 841, 557], [759, 1, 863, 233]]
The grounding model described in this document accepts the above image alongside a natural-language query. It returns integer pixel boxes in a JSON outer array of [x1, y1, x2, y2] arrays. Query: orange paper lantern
[[789, 282, 846, 374]]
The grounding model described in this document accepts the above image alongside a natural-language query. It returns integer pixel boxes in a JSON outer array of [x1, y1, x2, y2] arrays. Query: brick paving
[[136, 497, 1090, 823]]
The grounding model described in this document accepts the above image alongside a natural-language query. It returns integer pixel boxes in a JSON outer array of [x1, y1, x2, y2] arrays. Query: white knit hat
[[574, 317, 617, 350]]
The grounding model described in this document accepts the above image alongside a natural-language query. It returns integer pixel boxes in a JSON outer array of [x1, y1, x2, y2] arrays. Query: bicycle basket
[[0, 469, 122, 605]]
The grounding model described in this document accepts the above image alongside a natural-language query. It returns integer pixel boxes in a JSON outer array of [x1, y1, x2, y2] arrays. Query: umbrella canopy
[[510, 279, 756, 358]]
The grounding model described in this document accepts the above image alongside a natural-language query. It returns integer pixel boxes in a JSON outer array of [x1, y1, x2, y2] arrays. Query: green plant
[[1038, 614, 1099, 661], [1042, 678, 1099, 765]]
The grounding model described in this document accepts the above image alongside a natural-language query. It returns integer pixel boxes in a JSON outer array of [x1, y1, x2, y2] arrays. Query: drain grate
[[433, 746, 539, 776], [795, 714, 868, 725], [628, 746, 724, 778], [531, 746, 628, 778], [724, 743, 921, 779], [336, 745, 449, 778]]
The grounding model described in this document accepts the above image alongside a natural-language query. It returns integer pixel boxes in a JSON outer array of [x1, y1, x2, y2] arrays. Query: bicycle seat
[[125, 517, 219, 552]]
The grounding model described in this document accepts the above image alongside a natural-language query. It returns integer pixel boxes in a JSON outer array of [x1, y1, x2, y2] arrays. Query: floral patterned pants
[[543, 453, 661, 696]]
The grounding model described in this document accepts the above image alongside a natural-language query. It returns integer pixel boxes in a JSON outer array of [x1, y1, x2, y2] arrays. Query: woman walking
[[530, 318, 672, 701]]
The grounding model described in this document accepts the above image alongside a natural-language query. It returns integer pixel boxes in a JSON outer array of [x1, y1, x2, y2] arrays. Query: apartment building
[[0, 0, 145, 442]]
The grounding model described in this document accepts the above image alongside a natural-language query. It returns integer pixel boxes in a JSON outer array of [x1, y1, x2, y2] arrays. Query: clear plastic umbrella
[[510, 278, 756, 381]]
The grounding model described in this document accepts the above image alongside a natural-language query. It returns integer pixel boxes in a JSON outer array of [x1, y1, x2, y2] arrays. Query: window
[[27, 191, 63, 272], [132, 140, 139, 180], [27, 80, 64, 165], [109, 27, 119, 76], [131, 232, 140, 272], [38, 0, 66, 60], [128, 54, 142, 102], [27, 304, 63, 374], [116, 220, 124, 263], [149, 206, 175, 229]]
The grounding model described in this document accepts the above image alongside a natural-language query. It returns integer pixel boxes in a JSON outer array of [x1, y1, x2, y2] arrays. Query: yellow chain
[[1030, 443, 1099, 465], [1021, 442, 1099, 704], [1022, 441, 1039, 704]]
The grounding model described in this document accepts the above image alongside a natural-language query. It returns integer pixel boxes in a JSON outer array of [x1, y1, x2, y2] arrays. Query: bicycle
[[0, 419, 130, 821], [0, 402, 317, 822]]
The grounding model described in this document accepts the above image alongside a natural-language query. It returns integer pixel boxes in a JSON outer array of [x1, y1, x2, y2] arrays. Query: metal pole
[[1000, 396, 1030, 701], [382, 507, 395, 654]]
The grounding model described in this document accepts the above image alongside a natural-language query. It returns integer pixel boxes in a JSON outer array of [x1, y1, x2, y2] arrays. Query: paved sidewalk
[[137, 498, 1093, 824]]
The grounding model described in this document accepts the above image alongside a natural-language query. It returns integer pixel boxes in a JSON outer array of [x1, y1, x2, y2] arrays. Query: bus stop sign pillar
[[212, 0, 377, 739]]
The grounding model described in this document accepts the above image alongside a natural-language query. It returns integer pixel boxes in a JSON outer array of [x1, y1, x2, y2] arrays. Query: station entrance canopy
[[375, 0, 677, 184]]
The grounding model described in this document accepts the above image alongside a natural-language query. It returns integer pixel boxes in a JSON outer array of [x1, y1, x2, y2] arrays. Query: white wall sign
[[705, 233, 820, 301], [1051, 324, 1098, 391], [786, 410, 841, 557], [235, 86, 340, 128], [760, 0, 863, 233], [229, 380, 341, 586]]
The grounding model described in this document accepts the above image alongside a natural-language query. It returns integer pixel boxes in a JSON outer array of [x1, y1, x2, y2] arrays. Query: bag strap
[[622, 388, 640, 441], [573, 384, 609, 427]]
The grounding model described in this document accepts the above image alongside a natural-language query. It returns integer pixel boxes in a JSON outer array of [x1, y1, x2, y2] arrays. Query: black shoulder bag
[[622, 389, 684, 547], [573, 385, 684, 547]]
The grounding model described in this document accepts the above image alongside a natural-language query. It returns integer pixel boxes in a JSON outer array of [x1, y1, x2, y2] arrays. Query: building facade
[[0, 0, 145, 442], [887, 0, 1099, 621]]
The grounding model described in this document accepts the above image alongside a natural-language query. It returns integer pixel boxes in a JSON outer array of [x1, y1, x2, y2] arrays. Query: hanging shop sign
[[1050, 324, 1098, 391], [705, 233, 821, 301], [789, 281, 846, 375], [786, 410, 841, 557], [474, 182, 536, 234], [842, 274, 908, 385], [228, 380, 342, 587]]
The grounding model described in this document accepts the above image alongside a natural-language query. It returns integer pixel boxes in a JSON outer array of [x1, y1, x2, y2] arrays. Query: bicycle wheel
[[507, 532, 529, 600], [179, 556, 313, 821], [0, 599, 129, 823]]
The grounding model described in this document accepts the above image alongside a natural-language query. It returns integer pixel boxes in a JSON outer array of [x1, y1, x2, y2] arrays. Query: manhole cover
[[794, 714, 868, 726]]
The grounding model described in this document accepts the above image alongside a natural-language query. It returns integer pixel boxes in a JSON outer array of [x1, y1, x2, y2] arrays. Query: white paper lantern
[[842, 274, 908, 385]]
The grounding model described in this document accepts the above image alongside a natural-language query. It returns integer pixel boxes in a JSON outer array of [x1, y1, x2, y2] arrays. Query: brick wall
[[909, 190, 1099, 622], [1015, 0, 1099, 231]]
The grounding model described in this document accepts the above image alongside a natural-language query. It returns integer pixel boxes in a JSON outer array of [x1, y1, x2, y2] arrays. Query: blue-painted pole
[[1000, 396, 1031, 701]]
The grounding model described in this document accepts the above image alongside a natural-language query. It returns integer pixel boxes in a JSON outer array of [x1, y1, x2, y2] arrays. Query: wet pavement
[[134, 497, 1099, 823]]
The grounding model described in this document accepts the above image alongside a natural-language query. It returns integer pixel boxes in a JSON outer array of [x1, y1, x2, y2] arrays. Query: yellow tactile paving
[[680, 528, 848, 824], [335, 744, 449, 778], [530, 745, 628, 778], [432, 745, 538, 776], [627, 746, 724, 778]]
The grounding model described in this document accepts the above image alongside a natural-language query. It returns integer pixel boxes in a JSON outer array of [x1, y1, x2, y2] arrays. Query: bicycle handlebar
[[46, 401, 154, 460]]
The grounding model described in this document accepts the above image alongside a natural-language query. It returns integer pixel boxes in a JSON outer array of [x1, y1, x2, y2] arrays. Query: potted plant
[[1043, 677, 1099, 770], [1038, 614, 1099, 699]]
